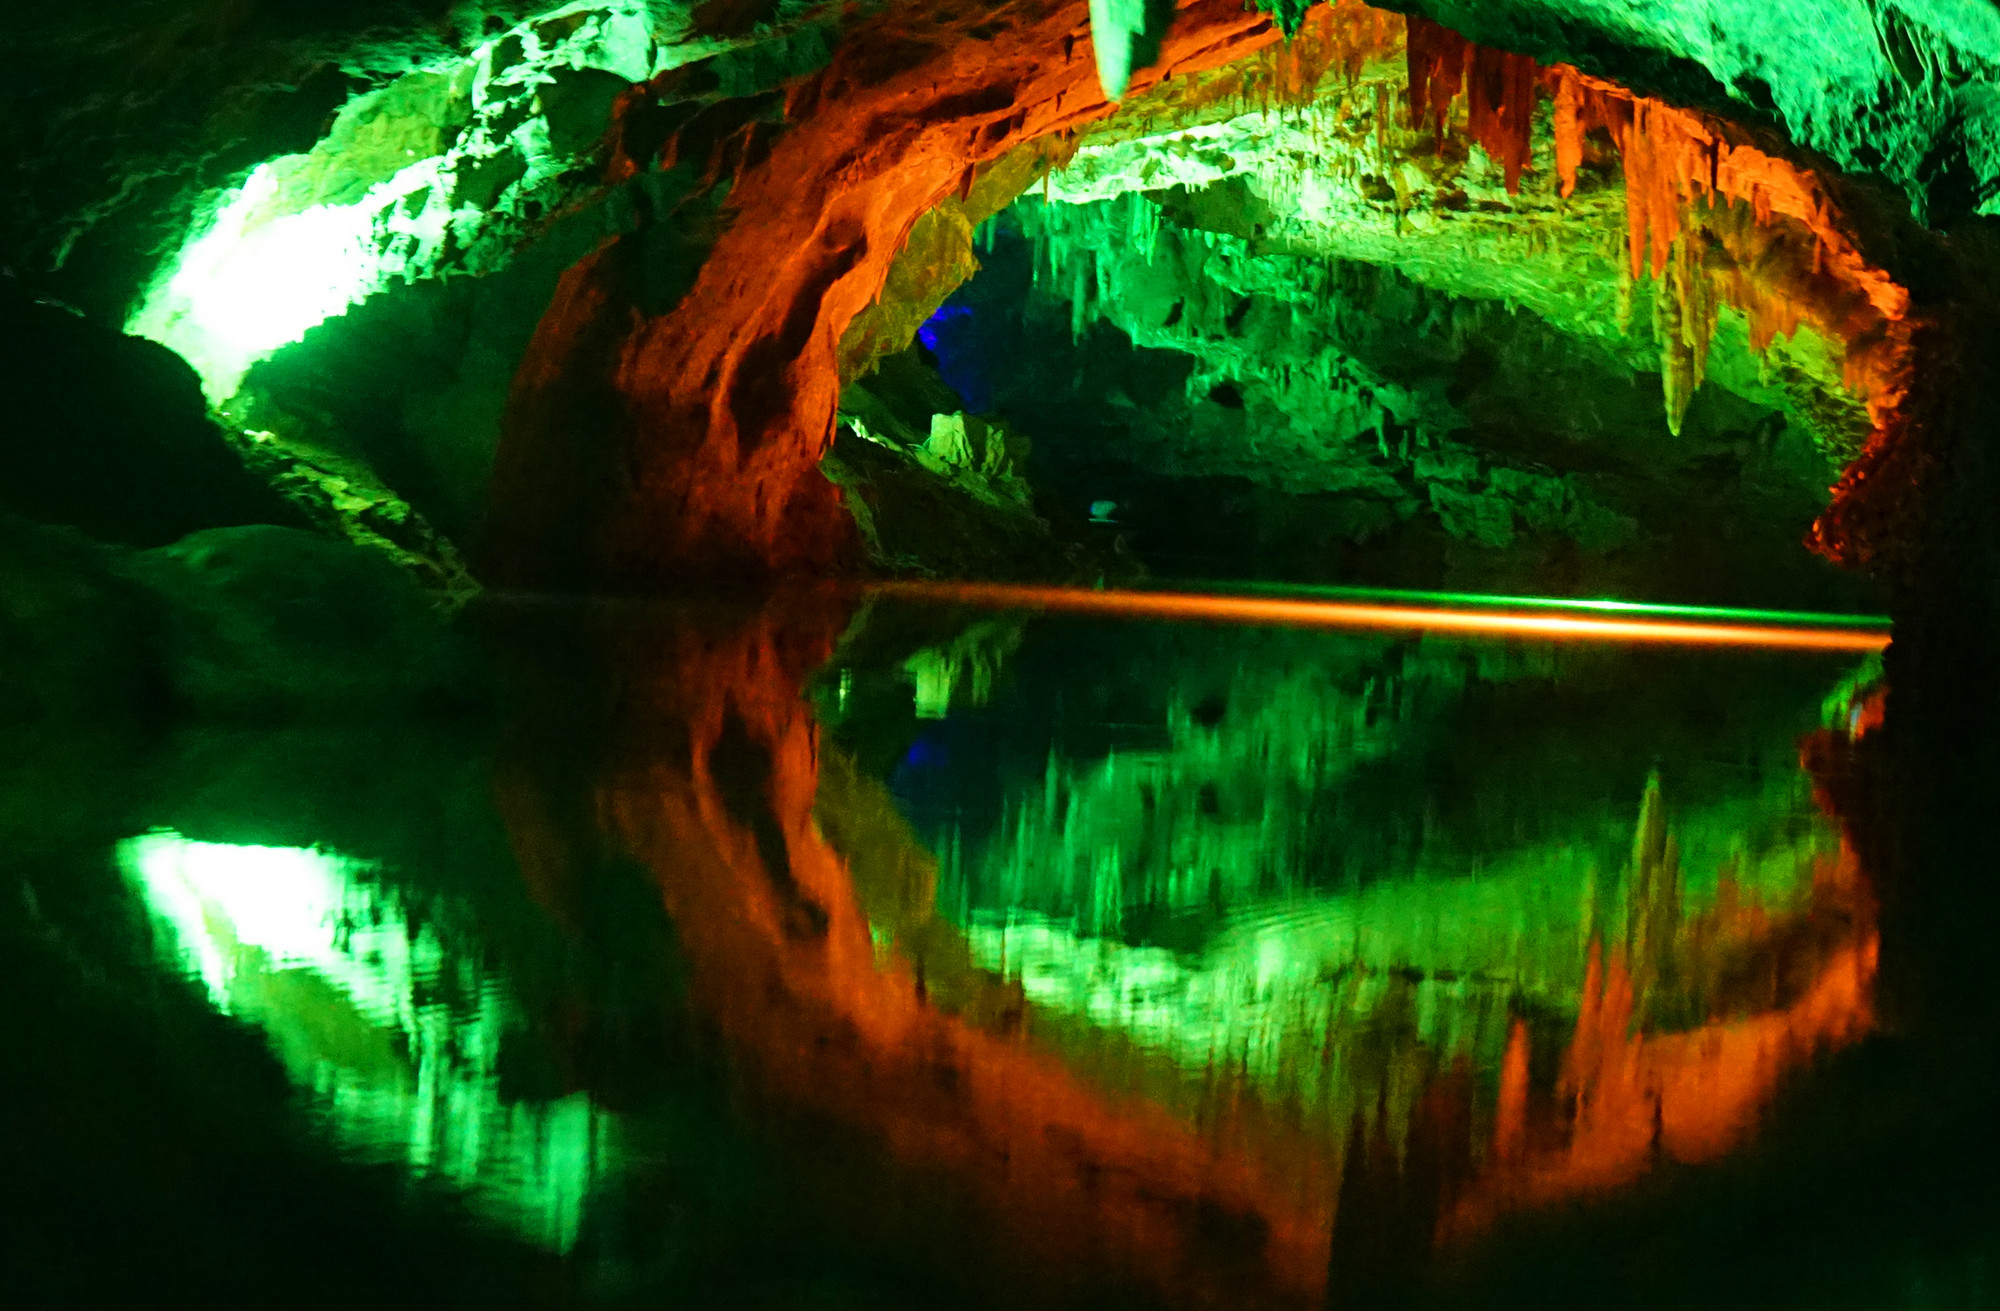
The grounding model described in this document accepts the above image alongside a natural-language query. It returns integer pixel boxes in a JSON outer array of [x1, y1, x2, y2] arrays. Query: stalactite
[[1372, 80, 1393, 174], [1406, 31, 1911, 504], [1405, 15, 1534, 192], [1544, 60, 1909, 337], [1653, 230, 1718, 437], [1403, 13, 1466, 142], [527, 0, 1921, 584], [1464, 43, 1537, 192], [1191, 0, 1407, 117], [1128, 190, 1161, 262], [1551, 67, 1583, 199]]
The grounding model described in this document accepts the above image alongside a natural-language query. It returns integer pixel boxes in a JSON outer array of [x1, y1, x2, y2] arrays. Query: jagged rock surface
[[1388, 0, 2000, 225], [0, 0, 1949, 592]]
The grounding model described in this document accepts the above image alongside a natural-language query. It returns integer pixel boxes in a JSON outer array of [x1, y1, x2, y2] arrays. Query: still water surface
[[12, 593, 1958, 1309]]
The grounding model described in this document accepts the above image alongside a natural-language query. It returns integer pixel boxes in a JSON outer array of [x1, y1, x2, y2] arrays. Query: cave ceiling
[[6, 0, 1992, 595]]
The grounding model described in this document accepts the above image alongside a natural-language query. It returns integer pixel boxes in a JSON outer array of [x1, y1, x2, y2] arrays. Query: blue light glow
[[917, 303, 973, 353]]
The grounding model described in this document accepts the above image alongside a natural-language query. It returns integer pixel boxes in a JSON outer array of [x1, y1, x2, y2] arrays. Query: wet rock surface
[[0, 513, 480, 725], [0, 286, 308, 548]]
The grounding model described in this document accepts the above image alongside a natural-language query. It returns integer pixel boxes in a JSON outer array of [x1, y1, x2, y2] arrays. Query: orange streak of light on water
[[871, 581, 1892, 652]]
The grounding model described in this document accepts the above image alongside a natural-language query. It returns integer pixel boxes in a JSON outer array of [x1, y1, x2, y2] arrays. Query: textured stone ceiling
[[5, 0, 1983, 593], [1390, 0, 2000, 225]]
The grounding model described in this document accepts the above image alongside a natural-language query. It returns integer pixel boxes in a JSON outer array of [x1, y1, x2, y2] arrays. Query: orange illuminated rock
[[1408, 14, 1535, 192], [490, 0, 1289, 586], [1441, 925, 1875, 1244], [496, 601, 1334, 1308], [491, 1, 1916, 580]]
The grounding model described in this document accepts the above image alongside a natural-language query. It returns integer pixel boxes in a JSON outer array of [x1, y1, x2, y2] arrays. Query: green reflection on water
[[118, 830, 611, 1251], [960, 761, 1836, 1111], [828, 611, 1865, 1153]]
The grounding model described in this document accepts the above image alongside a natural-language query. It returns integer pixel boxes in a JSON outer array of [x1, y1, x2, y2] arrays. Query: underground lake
[[4, 1, 1999, 1307]]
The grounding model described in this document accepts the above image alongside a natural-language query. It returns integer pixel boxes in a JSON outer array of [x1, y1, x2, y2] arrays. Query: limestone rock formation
[[0, 286, 308, 548], [0, 512, 480, 722], [1, 0, 1982, 602]]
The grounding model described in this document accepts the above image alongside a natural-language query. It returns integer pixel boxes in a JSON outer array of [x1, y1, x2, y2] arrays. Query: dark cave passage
[[875, 199, 1876, 610]]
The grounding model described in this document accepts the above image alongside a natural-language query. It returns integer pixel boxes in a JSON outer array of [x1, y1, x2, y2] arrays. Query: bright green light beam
[[868, 581, 1891, 650], [1130, 579, 1892, 630]]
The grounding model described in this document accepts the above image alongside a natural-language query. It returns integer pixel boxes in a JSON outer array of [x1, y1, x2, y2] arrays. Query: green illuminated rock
[[1394, 0, 2000, 224], [907, 54, 1873, 597], [1088, 0, 1178, 98]]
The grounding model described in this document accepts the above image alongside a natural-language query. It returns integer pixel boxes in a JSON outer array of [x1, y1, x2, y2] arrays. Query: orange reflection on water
[[506, 608, 1332, 1310], [500, 604, 1881, 1307], [1444, 917, 1877, 1243], [1337, 762, 1880, 1272], [872, 581, 1892, 651]]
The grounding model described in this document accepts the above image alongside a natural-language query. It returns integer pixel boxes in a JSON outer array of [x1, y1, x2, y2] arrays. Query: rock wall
[[5, 0, 1958, 594], [1385, 0, 2000, 226], [485, 0, 1292, 585]]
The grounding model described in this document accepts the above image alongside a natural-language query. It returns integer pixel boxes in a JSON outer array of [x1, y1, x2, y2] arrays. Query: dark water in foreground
[[4, 595, 1994, 1310]]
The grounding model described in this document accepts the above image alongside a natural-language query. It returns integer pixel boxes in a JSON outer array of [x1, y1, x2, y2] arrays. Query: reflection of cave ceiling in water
[[89, 594, 1885, 1306], [121, 830, 611, 1251], [809, 604, 1882, 1297]]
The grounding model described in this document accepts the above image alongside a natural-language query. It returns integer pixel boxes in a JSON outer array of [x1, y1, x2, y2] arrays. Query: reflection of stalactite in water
[[1326, 1062, 1475, 1310], [1304, 758, 1877, 1284], [1622, 771, 1683, 1011], [953, 689, 1874, 1293], [496, 608, 1887, 1303], [1434, 769, 1877, 1246]]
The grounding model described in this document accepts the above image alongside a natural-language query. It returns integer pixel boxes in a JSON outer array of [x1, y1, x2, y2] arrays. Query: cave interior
[[4, 1, 2000, 1308]]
